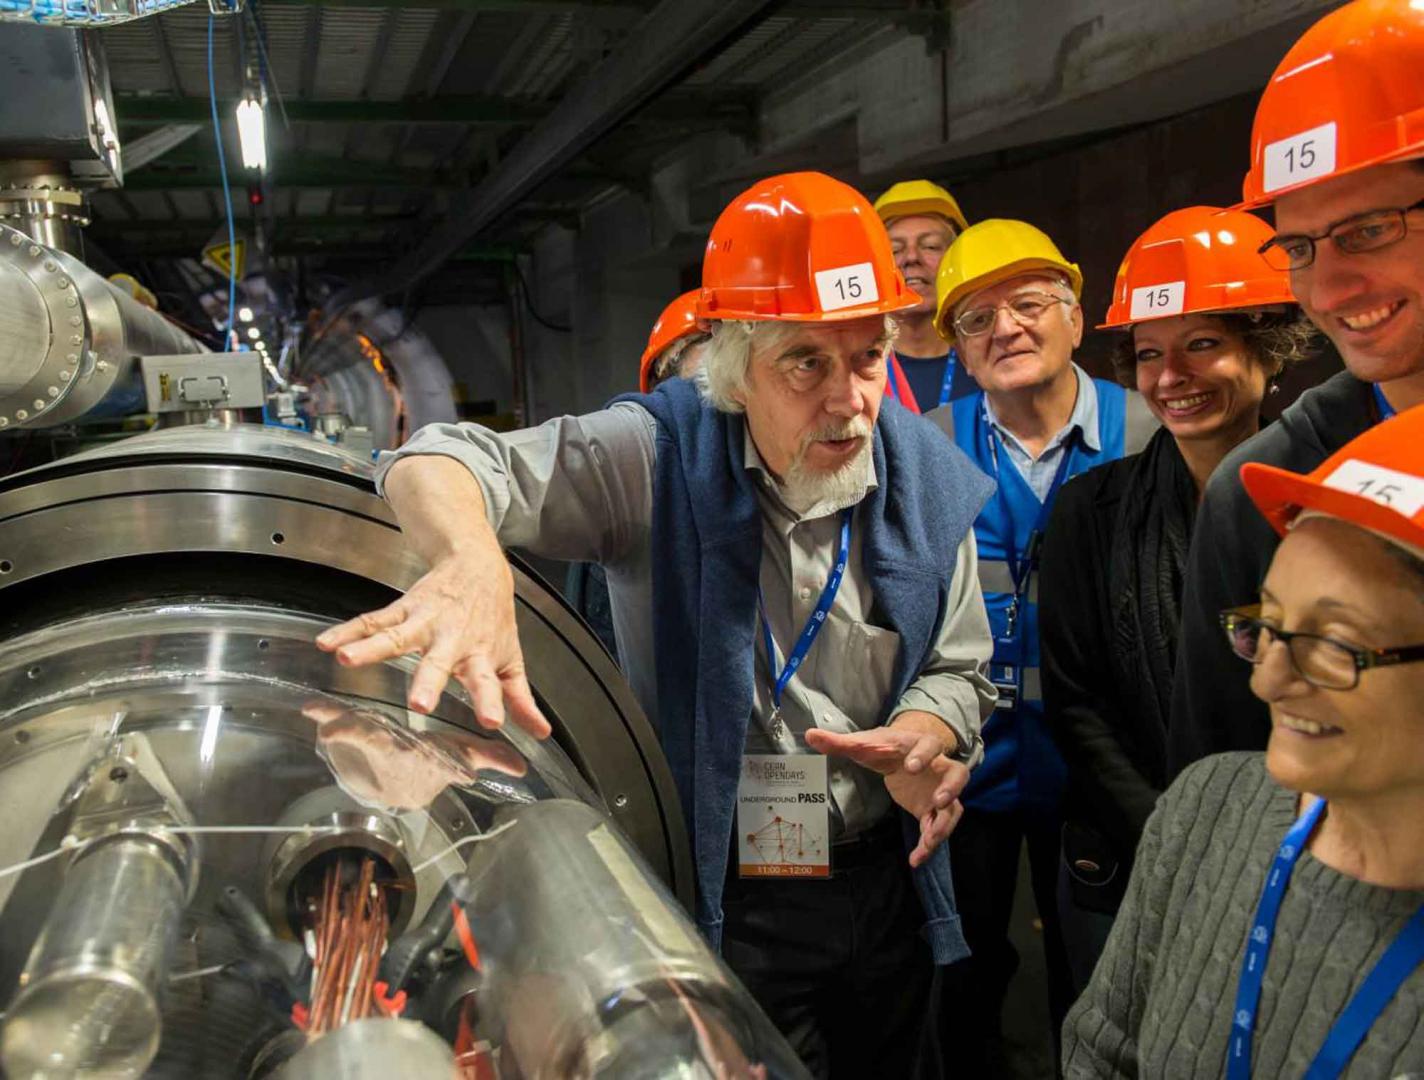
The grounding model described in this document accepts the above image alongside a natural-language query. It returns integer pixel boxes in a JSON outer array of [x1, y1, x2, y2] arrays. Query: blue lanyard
[[984, 412, 1078, 599], [1374, 383, 1397, 421], [1228, 798, 1424, 1079], [887, 352, 958, 411], [757, 509, 852, 709]]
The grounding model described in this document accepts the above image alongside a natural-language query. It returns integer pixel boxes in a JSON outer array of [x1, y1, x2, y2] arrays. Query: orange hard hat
[[697, 171, 918, 323], [640, 290, 702, 393], [1242, 403, 1424, 555], [1239, 0, 1424, 209], [1099, 206, 1296, 329]]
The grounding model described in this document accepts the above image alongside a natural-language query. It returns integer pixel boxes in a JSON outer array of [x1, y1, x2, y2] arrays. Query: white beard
[[778, 419, 874, 514]]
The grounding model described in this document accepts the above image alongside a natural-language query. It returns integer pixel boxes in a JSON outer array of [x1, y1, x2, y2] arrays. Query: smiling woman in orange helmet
[[1064, 404, 1424, 1077], [1036, 205, 1317, 992]]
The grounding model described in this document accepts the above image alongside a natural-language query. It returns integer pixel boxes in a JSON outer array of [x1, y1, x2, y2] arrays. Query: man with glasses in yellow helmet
[[930, 219, 1156, 1073], [1169, 0, 1424, 776], [873, 180, 980, 418]]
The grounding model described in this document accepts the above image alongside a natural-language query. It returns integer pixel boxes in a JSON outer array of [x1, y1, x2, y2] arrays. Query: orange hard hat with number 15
[[697, 172, 919, 323], [1238, 0, 1424, 208], [1100, 206, 1295, 329]]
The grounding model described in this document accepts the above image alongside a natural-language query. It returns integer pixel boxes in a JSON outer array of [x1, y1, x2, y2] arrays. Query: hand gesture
[[316, 551, 551, 740], [804, 719, 967, 867]]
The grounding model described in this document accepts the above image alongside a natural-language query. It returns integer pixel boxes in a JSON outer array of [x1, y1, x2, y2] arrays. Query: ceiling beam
[[116, 90, 751, 128], [334, 0, 778, 308]]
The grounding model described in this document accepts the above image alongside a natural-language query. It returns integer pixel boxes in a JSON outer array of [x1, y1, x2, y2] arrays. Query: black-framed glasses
[[1258, 197, 1424, 271], [953, 290, 1072, 338], [1219, 604, 1424, 690]]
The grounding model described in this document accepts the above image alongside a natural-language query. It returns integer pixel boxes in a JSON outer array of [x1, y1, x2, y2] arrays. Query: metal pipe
[[0, 222, 204, 431], [0, 834, 189, 1078], [0, 161, 88, 254]]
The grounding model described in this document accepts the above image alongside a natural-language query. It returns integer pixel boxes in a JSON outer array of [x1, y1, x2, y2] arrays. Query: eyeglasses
[[1219, 604, 1424, 690], [953, 291, 1072, 338], [1258, 197, 1424, 271]]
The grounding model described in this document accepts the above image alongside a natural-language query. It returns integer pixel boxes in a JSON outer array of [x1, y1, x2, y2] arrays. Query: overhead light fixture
[[238, 306, 254, 322], [247, 326, 261, 341], [235, 96, 267, 172]]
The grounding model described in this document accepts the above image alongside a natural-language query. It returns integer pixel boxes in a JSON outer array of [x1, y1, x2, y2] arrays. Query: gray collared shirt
[[982, 363, 1101, 500], [375, 403, 995, 839]]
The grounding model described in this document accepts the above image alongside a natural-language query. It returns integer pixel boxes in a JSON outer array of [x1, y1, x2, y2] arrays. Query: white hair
[[696, 315, 898, 414]]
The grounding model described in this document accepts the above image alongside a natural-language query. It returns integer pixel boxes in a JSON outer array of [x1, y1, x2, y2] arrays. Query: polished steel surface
[[0, 425, 692, 898], [0, 222, 203, 430], [0, 423, 726, 1076], [272, 1018, 455, 1078], [467, 799, 807, 1080], [2, 835, 185, 1077]]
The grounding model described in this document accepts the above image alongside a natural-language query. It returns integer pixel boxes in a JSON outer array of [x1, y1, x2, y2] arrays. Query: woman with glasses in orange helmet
[[1064, 405, 1424, 1077], [1038, 206, 1318, 991]]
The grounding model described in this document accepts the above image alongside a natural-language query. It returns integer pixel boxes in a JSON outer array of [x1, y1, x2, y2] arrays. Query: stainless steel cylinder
[[0, 163, 89, 255], [273, 1018, 456, 1078], [0, 222, 204, 431], [465, 799, 805, 1079], [0, 833, 188, 1078]]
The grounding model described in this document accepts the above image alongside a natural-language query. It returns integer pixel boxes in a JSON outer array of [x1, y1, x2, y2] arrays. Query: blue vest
[[615, 378, 994, 964], [949, 379, 1134, 815]]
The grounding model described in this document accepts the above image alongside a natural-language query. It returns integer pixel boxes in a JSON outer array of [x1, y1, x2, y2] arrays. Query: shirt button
[[798, 586, 813, 600]]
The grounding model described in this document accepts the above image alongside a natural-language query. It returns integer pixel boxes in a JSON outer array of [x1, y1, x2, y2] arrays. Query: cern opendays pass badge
[[737, 754, 830, 879]]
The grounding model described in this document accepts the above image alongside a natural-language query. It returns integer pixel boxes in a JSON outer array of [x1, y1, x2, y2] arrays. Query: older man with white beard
[[318, 172, 997, 1077]]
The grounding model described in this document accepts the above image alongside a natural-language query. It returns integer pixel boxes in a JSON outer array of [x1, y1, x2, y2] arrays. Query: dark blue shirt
[[897, 351, 979, 410]]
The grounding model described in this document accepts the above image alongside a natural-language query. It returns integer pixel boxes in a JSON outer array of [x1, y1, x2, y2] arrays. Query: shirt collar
[[983, 363, 1101, 457], [742, 423, 878, 520]]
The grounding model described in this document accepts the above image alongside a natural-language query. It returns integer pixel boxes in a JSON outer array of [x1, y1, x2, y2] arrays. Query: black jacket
[[1040, 446, 1180, 879], [1167, 370, 1381, 776]]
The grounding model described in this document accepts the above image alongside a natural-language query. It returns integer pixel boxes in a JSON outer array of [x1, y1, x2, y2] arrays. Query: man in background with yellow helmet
[[873, 180, 980, 417], [930, 219, 1156, 1072]]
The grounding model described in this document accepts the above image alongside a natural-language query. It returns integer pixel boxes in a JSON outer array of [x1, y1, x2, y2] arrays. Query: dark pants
[[721, 822, 939, 1080], [939, 807, 1074, 1077]]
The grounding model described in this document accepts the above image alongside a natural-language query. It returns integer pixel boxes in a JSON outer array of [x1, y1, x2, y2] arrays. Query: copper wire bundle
[[305, 856, 391, 1036]]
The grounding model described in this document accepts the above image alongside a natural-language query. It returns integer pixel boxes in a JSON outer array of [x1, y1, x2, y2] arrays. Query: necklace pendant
[[768, 707, 787, 741]]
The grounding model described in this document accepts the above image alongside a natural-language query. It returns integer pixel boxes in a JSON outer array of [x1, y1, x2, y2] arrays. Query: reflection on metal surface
[[0, 422, 789, 1077]]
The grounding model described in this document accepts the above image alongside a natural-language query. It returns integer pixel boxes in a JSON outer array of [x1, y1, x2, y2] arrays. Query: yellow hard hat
[[934, 219, 1083, 339], [873, 179, 969, 233]]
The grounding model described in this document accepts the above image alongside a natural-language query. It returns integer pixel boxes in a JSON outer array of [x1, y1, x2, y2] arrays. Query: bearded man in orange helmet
[[1169, 0, 1424, 774], [318, 172, 998, 1077]]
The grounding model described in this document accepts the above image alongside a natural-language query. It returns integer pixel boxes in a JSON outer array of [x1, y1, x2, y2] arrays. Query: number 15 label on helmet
[[1129, 280, 1185, 320], [1324, 459, 1424, 518], [1263, 122, 1337, 193], [814, 262, 879, 313]]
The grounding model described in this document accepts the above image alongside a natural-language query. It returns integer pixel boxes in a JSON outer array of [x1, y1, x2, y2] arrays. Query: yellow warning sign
[[202, 237, 246, 280]]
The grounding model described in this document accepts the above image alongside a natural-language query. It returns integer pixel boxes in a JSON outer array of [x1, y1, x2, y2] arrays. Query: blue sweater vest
[[615, 378, 994, 964], [949, 380, 1132, 816]]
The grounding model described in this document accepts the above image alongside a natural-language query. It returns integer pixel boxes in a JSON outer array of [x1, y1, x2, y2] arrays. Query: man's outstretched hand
[[315, 455, 550, 740], [317, 551, 550, 739], [803, 713, 967, 867]]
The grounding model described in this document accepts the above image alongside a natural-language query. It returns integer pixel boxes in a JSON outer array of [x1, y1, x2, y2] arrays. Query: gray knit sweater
[[1062, 753, 1424, 1077]]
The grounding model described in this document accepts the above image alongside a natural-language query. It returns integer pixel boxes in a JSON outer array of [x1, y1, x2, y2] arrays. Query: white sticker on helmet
[[1263, 122, 1337, 193], [1129, 281, 1186, 320], [1322, 458, 1424, 518], [814, 262, 879, 313]]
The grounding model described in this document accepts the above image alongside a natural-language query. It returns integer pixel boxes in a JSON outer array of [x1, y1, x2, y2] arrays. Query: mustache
[[800, 417, 872, 449]]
